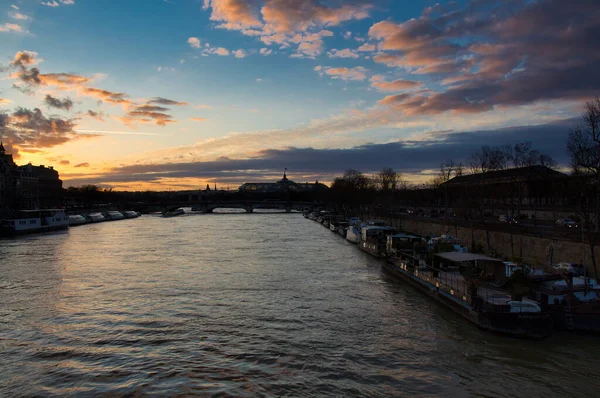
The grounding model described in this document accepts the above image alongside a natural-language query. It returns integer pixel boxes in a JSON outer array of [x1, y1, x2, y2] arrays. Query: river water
[[1, 212, 598, 397]]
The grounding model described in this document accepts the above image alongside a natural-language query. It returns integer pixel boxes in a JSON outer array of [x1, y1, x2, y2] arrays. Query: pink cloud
[[370, 78, 422, 92], [318, 66, 368, 81], [327, 48, 359, 59], [203, 0, 372, 57]]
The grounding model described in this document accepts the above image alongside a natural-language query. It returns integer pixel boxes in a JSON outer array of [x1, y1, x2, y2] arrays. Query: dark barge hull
[[551, 307, 600, 332], [0, 224, 68, 237], [359, 244, 383, 258], [383, 260, 553, 339]]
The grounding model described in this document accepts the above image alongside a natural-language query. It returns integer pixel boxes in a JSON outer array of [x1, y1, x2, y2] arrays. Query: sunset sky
[[1, 0, 599, 190]]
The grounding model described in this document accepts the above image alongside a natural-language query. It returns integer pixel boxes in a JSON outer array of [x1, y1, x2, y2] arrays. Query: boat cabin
[[386, 233, 423, 255], [433, 252, 505, 281]]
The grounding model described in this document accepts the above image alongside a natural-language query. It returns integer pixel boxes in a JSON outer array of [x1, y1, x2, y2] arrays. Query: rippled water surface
[[1, 212, 599, 397]]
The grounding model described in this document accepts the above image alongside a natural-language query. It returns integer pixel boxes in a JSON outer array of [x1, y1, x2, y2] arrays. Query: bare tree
[[468, 145, 509, 174], [376, 167, 399, 191], [567, 96, 600, 278]]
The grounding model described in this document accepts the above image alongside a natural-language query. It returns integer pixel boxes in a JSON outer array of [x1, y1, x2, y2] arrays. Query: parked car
[[499, 215, 518, 224], [556, 218, 578, 228]]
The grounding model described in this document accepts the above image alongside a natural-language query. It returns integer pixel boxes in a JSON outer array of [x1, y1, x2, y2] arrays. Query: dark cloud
[[134, 104, 170, 112], [74, 162, 90, 168], [0, 107, 94, 156], [44, 95, 74, 111], [371, 0, 600, 115], [62, 118, 575, 186], [86, 110, 104, 121], [148, 97, 188, 106], [59, 160, 70, 165], [9, 51, 37, 68]]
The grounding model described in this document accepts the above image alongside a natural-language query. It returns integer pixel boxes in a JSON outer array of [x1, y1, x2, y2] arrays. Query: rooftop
[[442, 165, 566, 186]]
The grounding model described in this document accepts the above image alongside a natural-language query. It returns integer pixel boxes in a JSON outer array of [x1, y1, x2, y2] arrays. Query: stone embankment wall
[[387, 217, 597, 272]]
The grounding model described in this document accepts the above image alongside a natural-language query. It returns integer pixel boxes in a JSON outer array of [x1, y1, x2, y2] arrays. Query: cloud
[[149, 97, 188, 106], [133, 104, 170, 112], [213, 47, 230, 56], [74, 162, 89, 168], [82, 87, 133, 106], [41, 0, 74, 6], [369, 0, 600, 115], [86, 110, 104, 121], [0, 23, 25, 33], [259, 48, 272, 55], [44, 95, 74, 111], [10, 51, 38, 67], [188, 37, 201, 48], [233, 49, 247, 58], [59, 160, 70, 165], [370, 77, 423, 92], [0, 98, 13, 105], [203, 0, 372, 57], [327, 48, 359, 59], [5, 50, 191, 129], [316, 66, 368, 81], [117, 98, 188, 127], [10, 12, 29, 20], [0, 107, 94, 158], [207, 0, 262, 31], [357, 43, 375, 52], [191, 117, 208, 122], [39, 73, 92, 88], [194, 104, 213, 109]]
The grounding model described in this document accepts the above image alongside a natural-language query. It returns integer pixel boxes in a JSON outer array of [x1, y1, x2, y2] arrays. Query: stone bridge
[[166, 200, 317, 214]]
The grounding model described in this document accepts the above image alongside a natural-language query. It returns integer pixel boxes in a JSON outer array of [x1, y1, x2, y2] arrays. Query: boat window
[[29, 220, 36, 224]]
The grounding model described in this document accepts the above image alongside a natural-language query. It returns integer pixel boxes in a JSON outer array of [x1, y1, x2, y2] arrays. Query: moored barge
[[384, 251, 553, 339]]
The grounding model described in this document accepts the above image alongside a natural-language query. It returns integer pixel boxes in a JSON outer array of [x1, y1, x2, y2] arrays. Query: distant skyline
[[1, 0, 599, 190]]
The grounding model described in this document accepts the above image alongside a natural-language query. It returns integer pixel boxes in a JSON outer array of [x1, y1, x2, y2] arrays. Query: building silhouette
[[0, 142, 64, 215]]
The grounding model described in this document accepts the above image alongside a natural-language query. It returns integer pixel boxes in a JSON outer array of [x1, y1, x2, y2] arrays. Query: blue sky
[[1, 0, 598, 189]]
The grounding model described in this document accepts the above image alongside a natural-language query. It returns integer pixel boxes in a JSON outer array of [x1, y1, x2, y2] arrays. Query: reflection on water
[[1, 214, 598, 396]]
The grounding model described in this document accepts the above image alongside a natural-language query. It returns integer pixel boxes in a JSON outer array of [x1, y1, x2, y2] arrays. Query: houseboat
[[0, 209, 69, 236], [384, 251, 553, 339], [358, 226, 396, 257]]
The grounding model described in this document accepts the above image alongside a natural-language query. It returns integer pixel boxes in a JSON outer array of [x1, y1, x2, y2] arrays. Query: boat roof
[[435, 252, 503, 263], [362, 226, 395, 230], [390, 233, 421, 239]]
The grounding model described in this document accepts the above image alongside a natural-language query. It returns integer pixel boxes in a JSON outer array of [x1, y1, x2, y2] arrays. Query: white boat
[[87, 212, 106, 222], [0, 209, 69, 236], [68, 214, 88, 226], [105, 211, 125, 221], [344, 218, 362, 243], [346, 225, 362, 244], [122, 211, 139, 218]]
